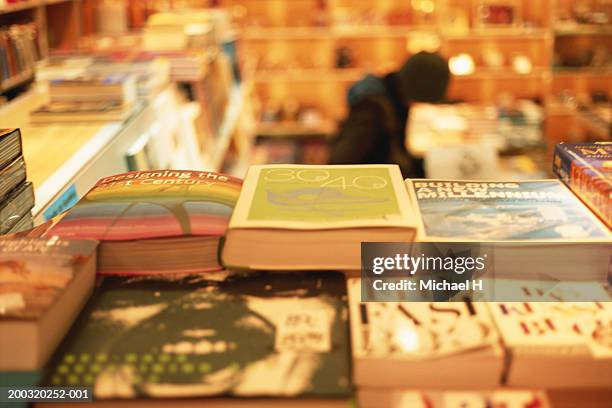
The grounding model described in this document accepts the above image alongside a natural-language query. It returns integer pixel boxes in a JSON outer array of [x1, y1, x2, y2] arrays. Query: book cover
[[44, 272, 351, 400], [47, 170, 242, 242], [0, 238, 98, 320], [407, 179, 610, 241], [231, 164, 414, 230], [348, 279, 499, 361], [553, 142, 611, 228], [488, 300, 612, 387]]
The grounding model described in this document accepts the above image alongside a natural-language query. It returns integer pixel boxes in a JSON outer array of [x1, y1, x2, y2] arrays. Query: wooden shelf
[[254, 68, 374, 83], [0, 0, 72, 15], [242, 25, 436, 40], [443, 29, 549, 41], [1, 69, 34, 93], [0, 0, 39, 15], [554, 25, 612, 36], [256, 120, 336, 138]]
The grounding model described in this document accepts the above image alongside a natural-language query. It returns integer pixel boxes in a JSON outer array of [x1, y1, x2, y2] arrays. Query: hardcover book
[[223, 164, 416, 270], [0, 129, 23, 171], [406, 179, 611, 282], [0, 238, 98, 370], [358, 389, 550, 408], [29, 100, 137, 123], [1, 181, 34, 235], [48, 73, 137, 106], [46, 170, 242, 274], [488, 299, 612, 388], [553, 142, 612, 229], [0, 156, 26, 202], [44, 272, 351, 406], [347, 278, 503, 388]]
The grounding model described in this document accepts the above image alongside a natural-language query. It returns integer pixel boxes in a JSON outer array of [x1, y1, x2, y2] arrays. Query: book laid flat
[[222, 164, 416, 270], [43, 272, 351, 407], [0, 129, 23, 170], [0, 181, 34, 235], [406, 179, 611, 282], [489, 299, 612, 388], [48, 73, 137, 105], [29, 100, 138, 123], [0, 156, 26, 202], [0, 238, 98, 370], [347, 278, 503, 389], [358, 389, 550, 408], [46, 170, 242, 274], [553, 142, 611, 229]]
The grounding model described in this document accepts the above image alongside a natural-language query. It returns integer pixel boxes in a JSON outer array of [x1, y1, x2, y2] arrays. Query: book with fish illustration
[[43, 272, 351, 406], [222, 164, 416, 270]]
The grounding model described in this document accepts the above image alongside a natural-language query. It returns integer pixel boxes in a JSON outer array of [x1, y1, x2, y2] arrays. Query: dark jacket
[[329, 72, 424, 178]]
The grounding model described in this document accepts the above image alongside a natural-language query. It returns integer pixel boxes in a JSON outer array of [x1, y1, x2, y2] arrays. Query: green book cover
[[44, 272, 351, 400], [231, 164, 414, 229]]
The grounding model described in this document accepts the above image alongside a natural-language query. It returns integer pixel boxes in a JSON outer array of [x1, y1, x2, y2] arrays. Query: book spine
[[554, 145, 611, 229]]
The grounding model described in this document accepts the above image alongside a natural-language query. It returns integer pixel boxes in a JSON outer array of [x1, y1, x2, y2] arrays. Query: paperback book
[[553, 142, 611, 229], [347, 278, 503, 388], [0, 238, 98, 370], [406, 179, 611, 282], [223, 164, 416, 270], [358, 389, 550, 408], [489, 299, 612, 388], [46, 170, 242, 274], [44, 272, 351, 406]]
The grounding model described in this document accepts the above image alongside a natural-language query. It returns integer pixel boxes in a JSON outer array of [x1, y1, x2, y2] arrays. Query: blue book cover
[[408, 179, 610, 241]]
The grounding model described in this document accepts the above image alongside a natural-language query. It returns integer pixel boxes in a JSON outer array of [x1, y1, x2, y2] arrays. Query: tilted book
[[47, 170, 242, 274], [223, 164, 416, 270], [0, 129, 23, 171], [348, 278, 503, 389], [0, 238, 98, 370], [43, 272, 351, 406], [553, 142, 612, 229]]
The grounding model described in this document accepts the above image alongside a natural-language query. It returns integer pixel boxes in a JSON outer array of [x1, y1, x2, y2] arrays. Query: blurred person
[[329, 51, 451, 178]]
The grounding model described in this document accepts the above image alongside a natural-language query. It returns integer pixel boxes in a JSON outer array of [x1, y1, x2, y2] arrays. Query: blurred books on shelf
[[29, 100, 138, 123], [48, 73, 137, 105], [0, 237, 98, 371], [554, 142, 612, 229], [0, 23, 38, 93], [222, 164, 416, 270], [46, 170, 242, 275], [43, 271, 351, 406]]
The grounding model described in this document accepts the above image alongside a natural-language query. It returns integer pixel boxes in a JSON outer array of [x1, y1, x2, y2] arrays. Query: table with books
[[0, 158, 611, 408]]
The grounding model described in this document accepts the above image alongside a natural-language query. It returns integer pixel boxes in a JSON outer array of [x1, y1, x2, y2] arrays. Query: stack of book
[[554, 141, 611, 229], [0, 23, 38, 93], [29, 73, 139, 123], [0, 129, 34, 235]]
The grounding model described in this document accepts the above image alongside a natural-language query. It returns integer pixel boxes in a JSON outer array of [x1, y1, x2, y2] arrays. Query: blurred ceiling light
[[449, 53, 475, 76], [420, 0, 436, 14], [512, 55, 533, 74]]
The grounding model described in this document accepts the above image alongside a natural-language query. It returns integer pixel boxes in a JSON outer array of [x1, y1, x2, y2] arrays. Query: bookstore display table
[[0, 84, 166, 223]]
